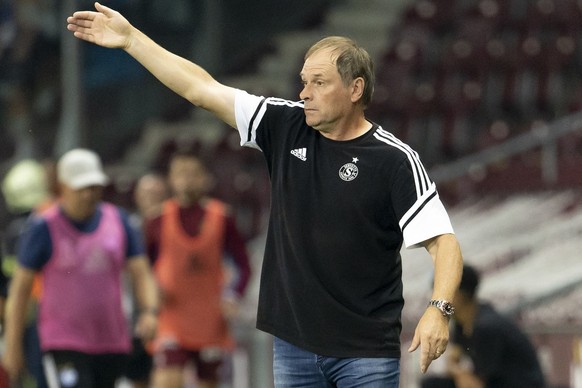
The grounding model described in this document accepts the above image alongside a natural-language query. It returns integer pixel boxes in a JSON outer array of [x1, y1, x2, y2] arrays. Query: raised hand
[[66, 2, 132, 49]]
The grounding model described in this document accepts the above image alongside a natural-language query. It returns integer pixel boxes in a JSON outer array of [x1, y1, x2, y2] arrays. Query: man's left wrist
[[428, 299, 455, 318]]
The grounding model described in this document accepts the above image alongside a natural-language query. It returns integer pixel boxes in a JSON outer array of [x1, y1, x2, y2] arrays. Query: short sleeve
[[118, 208, 146, 259], [234, 89, 266, 150], [17, 216, 52, 270], [389, 158, 454, 248]]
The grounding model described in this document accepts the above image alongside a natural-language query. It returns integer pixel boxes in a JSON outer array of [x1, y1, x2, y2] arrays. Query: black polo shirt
[[234, 91, 454, 357]]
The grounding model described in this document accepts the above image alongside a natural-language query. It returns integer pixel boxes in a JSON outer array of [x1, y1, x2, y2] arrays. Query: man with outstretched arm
[[67, 4, 463, 386]]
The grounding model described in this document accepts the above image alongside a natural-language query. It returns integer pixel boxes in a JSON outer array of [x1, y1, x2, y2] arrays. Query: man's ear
[[351, 77, 365, 103]]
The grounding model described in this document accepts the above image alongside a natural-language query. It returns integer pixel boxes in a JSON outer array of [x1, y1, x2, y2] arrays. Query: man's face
[[299, 48, 355, 133], [168, 157, 208, 205], [60, 184, 103, 220]]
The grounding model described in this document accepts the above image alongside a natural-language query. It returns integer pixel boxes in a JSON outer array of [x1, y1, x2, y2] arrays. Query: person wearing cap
[[1, 148, 160, 387]]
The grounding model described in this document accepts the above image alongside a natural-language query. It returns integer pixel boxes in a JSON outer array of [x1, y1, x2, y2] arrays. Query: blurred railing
[[429, 110, 582, 185]]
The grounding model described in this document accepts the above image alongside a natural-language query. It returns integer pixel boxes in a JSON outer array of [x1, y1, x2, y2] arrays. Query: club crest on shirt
[[339, 157, 359, 181]]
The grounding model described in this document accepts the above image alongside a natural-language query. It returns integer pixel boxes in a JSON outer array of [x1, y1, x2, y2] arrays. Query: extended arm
[[67, 2, 238, 127], [1, 266, 36, 381], [408, 233, 463, 373]]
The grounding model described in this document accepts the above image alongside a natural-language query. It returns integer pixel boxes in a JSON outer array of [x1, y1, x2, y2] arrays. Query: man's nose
[[299, 85, 310, 101]]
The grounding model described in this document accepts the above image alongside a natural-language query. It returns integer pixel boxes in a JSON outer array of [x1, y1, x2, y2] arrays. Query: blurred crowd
[[0, 149, 256, 388]]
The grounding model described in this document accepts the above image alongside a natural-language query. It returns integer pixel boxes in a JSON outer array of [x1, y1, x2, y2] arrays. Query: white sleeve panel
[[402, 193, 455, 249], [234, 89, 266, 151]]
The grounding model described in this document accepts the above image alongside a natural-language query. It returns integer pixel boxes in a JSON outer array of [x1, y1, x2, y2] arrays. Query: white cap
[[57, 148, 109, 189]]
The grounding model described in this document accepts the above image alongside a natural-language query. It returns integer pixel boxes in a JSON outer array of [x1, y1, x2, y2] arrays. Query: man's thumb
[[408, 333, 419, 352], [95, 2, 114, 16]]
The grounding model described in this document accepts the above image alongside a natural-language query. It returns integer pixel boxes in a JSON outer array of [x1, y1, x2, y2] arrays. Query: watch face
[[443, 303, 455, 315], [429, 300, 455, 316]]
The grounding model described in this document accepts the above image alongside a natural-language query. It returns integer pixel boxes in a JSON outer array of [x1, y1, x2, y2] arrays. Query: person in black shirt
[[66, 4, 464, 386], [422, 265, 545, 388]]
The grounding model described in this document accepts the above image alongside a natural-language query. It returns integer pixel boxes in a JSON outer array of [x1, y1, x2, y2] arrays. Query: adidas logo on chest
[[290, 148, 307, 161]]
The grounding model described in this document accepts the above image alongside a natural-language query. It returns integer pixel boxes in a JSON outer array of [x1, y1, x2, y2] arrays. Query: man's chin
[[305, 119, 321, 130]]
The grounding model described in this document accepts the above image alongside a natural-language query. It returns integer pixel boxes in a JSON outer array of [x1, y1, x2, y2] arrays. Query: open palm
[[67, 2, 131, 49]]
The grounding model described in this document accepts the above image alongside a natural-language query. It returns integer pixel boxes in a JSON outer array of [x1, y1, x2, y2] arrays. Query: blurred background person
[[421, 264, 546, 388], [122, 172, 170, 388], [1, 148, 159, 388], [133, 172, 170, 224], [1, 158, 51, 388], [146, 151, 251, 388]]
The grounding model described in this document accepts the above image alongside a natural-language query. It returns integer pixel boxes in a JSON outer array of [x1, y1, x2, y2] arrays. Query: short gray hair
[[305, 36, 375, 107]]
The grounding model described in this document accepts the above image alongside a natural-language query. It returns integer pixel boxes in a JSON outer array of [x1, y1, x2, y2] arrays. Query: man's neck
[[318, 113, 371, 141]]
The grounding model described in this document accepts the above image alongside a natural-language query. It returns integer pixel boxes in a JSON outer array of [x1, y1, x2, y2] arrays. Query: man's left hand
[[407, 306, 450, 373]]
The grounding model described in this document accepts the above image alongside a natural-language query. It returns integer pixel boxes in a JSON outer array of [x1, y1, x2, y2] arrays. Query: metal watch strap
[[428, 299, 455, 317]]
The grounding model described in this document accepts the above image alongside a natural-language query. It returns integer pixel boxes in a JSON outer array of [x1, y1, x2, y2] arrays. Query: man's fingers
[[421, 353, 430, 373], [407, 332, 420, 352], [67, 18, 94, 29], [70, 10, 97, 21], [420, 345, 448, 373], [429, 346, 446, 360], [95, 2, 115, 16], [409, 332, 443, 372], [69, 29, 95, 43]]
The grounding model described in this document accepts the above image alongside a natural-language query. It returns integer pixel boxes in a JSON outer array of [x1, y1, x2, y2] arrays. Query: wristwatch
[[428, 299, 455, 318]]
